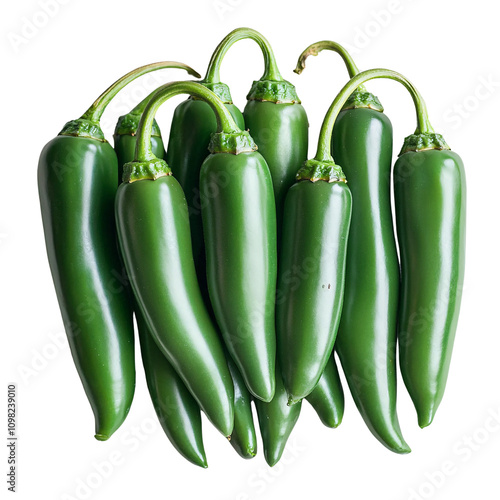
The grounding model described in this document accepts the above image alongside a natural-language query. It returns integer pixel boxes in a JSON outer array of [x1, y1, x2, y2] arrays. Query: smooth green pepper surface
[[243, 100, 308, 233], [332, 108, 410, 453], [227, 356, 257, 459], [254, 363, 302, 467], [166, 98, 244, 274], [306, 354, 345, 429], [277, 179, 351, 403], [200, 151, 277, 403], [115, 175, 234, 437], [395, 149, 466, 427], [137, 309, 207, 468], [38, 136, 135, 440]]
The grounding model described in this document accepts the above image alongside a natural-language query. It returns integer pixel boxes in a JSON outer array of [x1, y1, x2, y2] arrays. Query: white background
[[2, 0, 499, 499]]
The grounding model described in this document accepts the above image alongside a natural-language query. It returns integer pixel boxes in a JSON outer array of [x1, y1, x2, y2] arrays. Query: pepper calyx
[[343, 90, 384, 111], [122, 158, 172, 183], [399, 132, 450, 155], [59, 118, 106, 141], [246, 79, 301, 103], [296, 159, 347, 183], [114, 113, 161, 137], [209, 131, 258, 154], [192, 81, 234, 104]]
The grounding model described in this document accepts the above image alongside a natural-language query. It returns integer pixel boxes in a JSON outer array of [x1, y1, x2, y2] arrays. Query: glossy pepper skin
[[198, 28, 308, 234], [115, 81, 263, 438], [115, 174, 234, 437], [137, 309, 207, 468], [166, 97, 244, 275], [295, 49, 410, 451], [254, 363, 302, 467], [394, 148, 466, 428], [227, 356, 257, 459], [200, 151, 277, 402], [277, 176, 351, 403], [243, 100, 308, 230], [332, 106, 409, 453], [114, 128, 164, 182], [38, 62, 201, 441], [306, 354, 345, 428], [38, 136, 135, 440]]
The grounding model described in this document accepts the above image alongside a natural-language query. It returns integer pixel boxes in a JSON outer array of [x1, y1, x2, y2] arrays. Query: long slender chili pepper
[[166, 46, 245, 297], [312, 68, 433, 453], [319, 69, 465, 429], [313, 67, 459, 449], [227, 357, 258, 459], [295, 43, 402, 450], [199, 109, 278, 402], [395, 125, 465, 429], [115, 81, 247, 437], [306, 354, 345, 429], [38, 62, 199, 441], [254, 362, 302, 467], [276, 160, 352, 404], [137, 309, 208, 468]]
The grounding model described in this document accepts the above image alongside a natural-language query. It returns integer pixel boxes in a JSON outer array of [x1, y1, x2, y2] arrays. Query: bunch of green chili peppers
[[38, 28, 466, 467]]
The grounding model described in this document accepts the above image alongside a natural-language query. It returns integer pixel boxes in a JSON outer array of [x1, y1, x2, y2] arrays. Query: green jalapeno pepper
[[332, 110, 404, 451], [274, 41, 363, 406], [254, 362, 302, 467], [301, 67, 426, 453], [306, 354, 345, 429], [202, 27, 308, 234], [276, 158, 351, 404], [296, 45, 410, 452], [116, 82, 252, 437], [311, 67, 463, 449], [227, 356, 257, 459], [395, 138, 466, 428], [113, 61, 200, 181], [38, 62, 196, 441], [137, 309, 207, 468], [166, 56, 244, 290], [200, 126, 277, 403]]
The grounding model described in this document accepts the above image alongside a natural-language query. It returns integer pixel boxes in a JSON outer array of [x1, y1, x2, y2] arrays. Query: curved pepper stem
[[135, 81, 250, 162], [294, 40, 367, 92], [315, 68, 436, 162], [81, 62, 201, 123], [113, 92, 163, 138], [203, 27, 283, 83], [127, 93, 154, 117], [61, 62, 201, 141]]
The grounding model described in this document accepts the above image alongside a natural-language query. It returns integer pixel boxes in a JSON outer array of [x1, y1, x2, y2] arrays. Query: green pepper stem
[[127, 94, 152, 117], [294, 40, 367, 92], [136, 81, 241, 161], [204, 27, 282, 84], [81, 62, 201, 123], [315, 68, 434, 162]]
